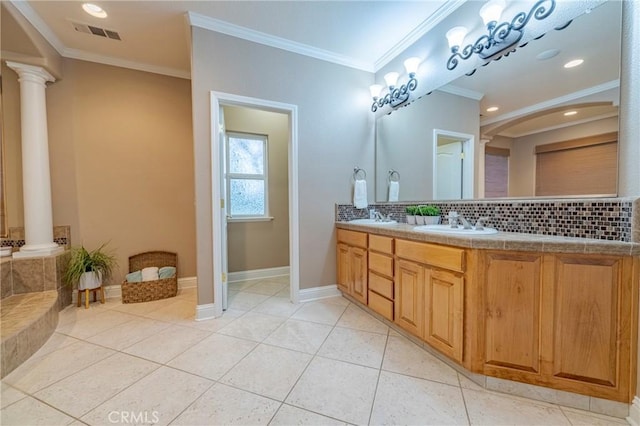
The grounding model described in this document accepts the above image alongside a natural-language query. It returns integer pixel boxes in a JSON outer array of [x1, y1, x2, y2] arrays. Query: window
[[226, 132, 269, 220]]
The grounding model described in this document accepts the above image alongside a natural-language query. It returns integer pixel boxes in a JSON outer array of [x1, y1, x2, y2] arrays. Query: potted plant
[[419, 205, 441, 225], [405, 205, 419, 225], [64, 244, 117, 290]]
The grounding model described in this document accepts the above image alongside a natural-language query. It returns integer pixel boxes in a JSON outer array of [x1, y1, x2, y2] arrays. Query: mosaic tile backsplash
[[336, 198, 637, 242], [1, 226, 71, 251]]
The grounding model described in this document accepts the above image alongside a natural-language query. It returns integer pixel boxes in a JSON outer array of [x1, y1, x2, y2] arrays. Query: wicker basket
[[121, 251, 178, 303]]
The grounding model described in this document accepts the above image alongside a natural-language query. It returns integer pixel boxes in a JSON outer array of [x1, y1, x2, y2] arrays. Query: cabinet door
[[484, 252, 543, 376], [550, 254, 633, 400], [336, 243, 351, 294], [394, 259, 424, 336], [351, 247, 368, 304], [424, 268, 464, 362]]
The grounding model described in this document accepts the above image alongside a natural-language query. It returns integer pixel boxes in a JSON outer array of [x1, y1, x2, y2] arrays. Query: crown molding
[[374, 0, 467, 72], [187, 12, 375, 72], [62, 48, 191, 79], [9, 0, 66, 54], [437, 84, 484, 101], [481, 79, 621, 126], [501, 111, 619, 138]]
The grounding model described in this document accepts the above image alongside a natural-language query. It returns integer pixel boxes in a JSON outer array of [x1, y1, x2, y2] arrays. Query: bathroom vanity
[[336, 222, 640, 403]]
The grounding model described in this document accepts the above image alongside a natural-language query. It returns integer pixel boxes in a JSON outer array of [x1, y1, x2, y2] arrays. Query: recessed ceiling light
[[82, 3, 107, 18], [564, 111, 578, 116], [537, 49, 560, 61], [486, 106, 499, 112], [564, 59, 584, 68]]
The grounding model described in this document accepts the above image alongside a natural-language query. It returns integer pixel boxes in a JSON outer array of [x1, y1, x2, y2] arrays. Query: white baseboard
[[627, 397, 640, 426], [299, 284, 342, 303], [71, 276, 198, 303], [195, 303, 217, 321], [228, 266, 290, 283]]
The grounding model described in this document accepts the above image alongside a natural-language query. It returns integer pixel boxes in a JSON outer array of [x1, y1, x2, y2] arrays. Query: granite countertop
[[336, 222, 640, 256]]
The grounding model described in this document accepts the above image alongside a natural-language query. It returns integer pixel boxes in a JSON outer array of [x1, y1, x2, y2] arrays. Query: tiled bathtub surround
[[337, 197, 639, 242], [0, 225, 71, 251]]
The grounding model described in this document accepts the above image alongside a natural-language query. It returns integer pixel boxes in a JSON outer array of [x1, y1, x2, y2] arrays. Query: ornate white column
[[7, 61, 63, 258]]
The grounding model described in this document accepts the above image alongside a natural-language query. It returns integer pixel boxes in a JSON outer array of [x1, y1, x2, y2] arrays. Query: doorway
[[433, 130, 475, 199], [211, 92, 299, 317]]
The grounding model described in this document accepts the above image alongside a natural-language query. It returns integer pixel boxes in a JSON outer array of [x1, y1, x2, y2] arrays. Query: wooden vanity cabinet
[[368, 235, 395, 321], [395, 239, 466, 363], [336, 229, 368, 304]]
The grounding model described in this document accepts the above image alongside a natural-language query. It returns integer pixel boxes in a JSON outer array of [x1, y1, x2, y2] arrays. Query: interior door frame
[[432, 129, 475, 199], [210, 92, 299, 317]]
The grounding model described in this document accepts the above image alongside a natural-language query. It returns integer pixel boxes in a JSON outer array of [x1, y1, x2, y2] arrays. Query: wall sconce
[[370, 57, 420, 113], [446, 0, 556, 71]]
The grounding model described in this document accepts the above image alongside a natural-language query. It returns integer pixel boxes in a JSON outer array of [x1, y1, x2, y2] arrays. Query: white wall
[[191, 29, 374, 304]]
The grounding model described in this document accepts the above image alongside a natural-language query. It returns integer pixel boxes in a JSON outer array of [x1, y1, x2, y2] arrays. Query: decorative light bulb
[[403, 57, 421, 75], [384, 72, 399, 88], [369, 84, 383, 99], [479, 0, 505, 25], [446, 26, 468, 49]]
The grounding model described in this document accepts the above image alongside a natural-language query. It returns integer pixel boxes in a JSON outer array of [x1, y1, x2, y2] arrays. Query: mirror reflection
[[375, 1, 621, 202]]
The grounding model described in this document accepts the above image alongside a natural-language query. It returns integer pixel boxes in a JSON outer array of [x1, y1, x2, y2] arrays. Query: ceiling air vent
[[71, 21, 121, 41]]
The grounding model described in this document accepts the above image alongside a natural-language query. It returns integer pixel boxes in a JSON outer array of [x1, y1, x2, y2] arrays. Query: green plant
[[419, 205, 441, 216], [64, 244, 117, 287], [405, 205, 419, 215]]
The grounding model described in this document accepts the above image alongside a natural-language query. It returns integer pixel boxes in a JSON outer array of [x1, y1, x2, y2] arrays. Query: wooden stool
[[77, 286, 105, 309]]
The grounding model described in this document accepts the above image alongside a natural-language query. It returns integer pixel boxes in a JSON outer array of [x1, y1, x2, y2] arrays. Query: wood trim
[[535, 132, 618, 154], [485, 146, 510, 157]]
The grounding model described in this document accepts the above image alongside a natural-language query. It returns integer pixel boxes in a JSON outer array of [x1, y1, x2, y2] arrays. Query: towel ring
[[388, 170, 400, 183], [353, 167, 366, 180]]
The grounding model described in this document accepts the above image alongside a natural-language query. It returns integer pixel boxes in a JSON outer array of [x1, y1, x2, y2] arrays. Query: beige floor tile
[[335, 304, 389, 335], [81, 366, 212, 426], [170, 382, 280, 426], [263, 319, 333, 354], [143, 299, 195, 322], [57, 303, 113, 327], [217, 311, 286, 342], [221, 344, 312, 401], [317, 296, 350, 307], [458, 372, 486, 391], [463, 387, 571, 425], [109, 297, 176, 315], [274, 288, 290, 298], [370, 370, 469, 425], [85, 317, 171, 350], [561, 407, 628, 425], [382, 335, 459, 386], [251, 296, 303, 318], [286, 356, 379, 425], [56, 310, 138, 339], [229, 279, 263, 291], [168, 333, 257, 380], [269, 404, 348, 426], [243, 280, 288, 296], [3, 341, 115, 393], [0, 382, 26, 409], [228, 291, 271, 311], [291, 300, 348, 326], [28, 332, 80, 361], [0, 396, 75, 425], [318, 327, 387, 368], [34, 352, 159, 418], [123, 324, 210, 363]]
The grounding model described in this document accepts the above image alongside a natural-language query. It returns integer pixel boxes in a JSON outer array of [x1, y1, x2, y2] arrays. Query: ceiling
[[4, 0, 622, 137]]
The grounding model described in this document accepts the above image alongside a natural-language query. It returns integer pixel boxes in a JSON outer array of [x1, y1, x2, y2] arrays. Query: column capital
[[6, 61, 55, 84]]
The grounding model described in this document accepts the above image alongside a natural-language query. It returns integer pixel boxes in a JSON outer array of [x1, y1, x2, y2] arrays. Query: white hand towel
[[353, 179, 368, 209], [388, 181, 399, 202], [141, 267, 159, 282]]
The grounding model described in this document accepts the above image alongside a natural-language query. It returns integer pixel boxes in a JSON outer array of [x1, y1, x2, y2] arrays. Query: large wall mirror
[[375, 0, 621, 202]]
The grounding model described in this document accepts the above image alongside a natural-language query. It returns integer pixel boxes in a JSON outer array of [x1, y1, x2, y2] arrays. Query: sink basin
[[349, 218, 398, 226], [414, 224, 498, 235]]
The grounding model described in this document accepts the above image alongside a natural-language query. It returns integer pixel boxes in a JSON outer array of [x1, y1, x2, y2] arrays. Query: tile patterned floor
[[0, 275, 630, 425]]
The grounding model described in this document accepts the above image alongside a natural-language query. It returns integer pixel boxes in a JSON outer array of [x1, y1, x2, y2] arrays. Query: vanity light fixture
[[370, 57, 420, 113], [564, 59, 584, 68], [82, 3, 107, 18], [446, 0, 556, 71]]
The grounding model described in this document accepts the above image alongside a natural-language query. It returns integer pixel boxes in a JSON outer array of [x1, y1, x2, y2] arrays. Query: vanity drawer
[[369, 252, 393, 277], [368, 272, 393, 300], [369, 234, 394, 255], [337, 229, 367, 248], [368, 290, 393, 321], [396, 239, 465, 273]]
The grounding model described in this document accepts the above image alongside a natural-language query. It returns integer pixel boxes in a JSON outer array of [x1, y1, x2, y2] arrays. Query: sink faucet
[[374, 211, 393, 222], [475, 217, 490, 230], [447, 211, 472, 229]]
